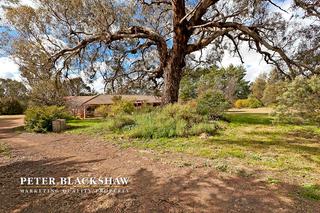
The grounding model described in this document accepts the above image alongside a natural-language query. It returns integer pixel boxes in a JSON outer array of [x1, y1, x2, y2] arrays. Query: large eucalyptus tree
[[1, 0, 319, 103]]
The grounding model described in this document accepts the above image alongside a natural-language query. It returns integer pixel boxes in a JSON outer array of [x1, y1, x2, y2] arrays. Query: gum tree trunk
[[162, 0, 190, 104], [162, 58, 184, 104]]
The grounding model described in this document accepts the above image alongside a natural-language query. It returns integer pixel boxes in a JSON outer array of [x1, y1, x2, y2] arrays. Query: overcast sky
[[0, 0, 292, 92]]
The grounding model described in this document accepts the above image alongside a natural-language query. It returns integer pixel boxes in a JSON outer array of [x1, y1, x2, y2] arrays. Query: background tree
[[0, 78, 29, 114], [1, 0, 319, 104], [261, 69, 287, 106], [251, 73, 267, 100], [180, 65, 250, 102], [275, 76, 320, 124], [179, 67, 211, 101], [63, 77, 94, 96]]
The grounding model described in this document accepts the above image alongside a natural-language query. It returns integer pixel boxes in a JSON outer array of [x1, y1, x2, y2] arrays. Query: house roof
[[64, 95, 97, 107], [65, 94, 162, 107]]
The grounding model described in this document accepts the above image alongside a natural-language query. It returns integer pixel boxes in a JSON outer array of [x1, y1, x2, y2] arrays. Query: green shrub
[[110, 100, 135, 115], [25, 106, 71, 133], [137, 103, 155, 113], [247, 97, 263, 108], [234, 97, 263, 108], [196, 90, 230, 118], [94, 105, 110, 118], [162, 102, 202, 125], [128, 113, 156, 138], [128, 103, 222, 139]]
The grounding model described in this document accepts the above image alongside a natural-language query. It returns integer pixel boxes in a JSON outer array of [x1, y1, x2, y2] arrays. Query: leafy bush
[[234, 99, 247, 108], [196, 90, 230, 118], [0, 98, 25, 115], [110, 100, 135, 116], [128, 103, 222, 139], [137, 103, 155, 113], [275, 76, 320, 124], [162, 102, 202, 125], [94, 105, 110, 118], [25, 106, 71, 133], [247, 97, 263, 108], [234, 97, 263, 108]]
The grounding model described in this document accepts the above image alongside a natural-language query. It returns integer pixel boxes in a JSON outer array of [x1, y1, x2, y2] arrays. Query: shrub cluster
[[94, 99, 135, 117], [129, 103, 222, 139], [92, 93, 229, 138], [25, 106, 71, 133], [110, 100, 135, 115], [234, 97, 263, 108], [94, 105, 109, 118]]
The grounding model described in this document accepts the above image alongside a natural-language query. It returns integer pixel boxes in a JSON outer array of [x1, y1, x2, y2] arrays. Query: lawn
[[66, 112, 320, 199]]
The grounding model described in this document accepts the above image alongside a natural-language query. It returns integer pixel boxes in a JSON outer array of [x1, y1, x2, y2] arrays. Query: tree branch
[[193, 21, 315, 73], [186, 29, 231, 53], [189, 0, 220, 25]]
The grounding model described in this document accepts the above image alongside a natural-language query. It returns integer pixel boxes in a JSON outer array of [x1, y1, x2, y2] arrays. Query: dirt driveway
[[0, 115, 24, 139], [0, 116, 318, 212]]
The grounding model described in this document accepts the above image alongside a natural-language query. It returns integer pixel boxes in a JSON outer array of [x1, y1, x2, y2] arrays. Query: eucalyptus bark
[[162, 0, 190, 104]]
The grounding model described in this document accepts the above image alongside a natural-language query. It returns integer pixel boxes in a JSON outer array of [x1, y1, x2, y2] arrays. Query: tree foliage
[[0, 78, 28, 114], [275, 76, 320, 124], [1, 0, 319, 103], [251, 73, 267, 100], [180, 65, 250, 102], [196, 89, 230, 119]]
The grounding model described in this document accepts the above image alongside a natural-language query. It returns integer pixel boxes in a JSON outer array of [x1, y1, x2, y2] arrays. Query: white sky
[[0, 0, 296, 92]]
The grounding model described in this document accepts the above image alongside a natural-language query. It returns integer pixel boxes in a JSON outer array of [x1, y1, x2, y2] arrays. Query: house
[[65, 94, 162, 118]]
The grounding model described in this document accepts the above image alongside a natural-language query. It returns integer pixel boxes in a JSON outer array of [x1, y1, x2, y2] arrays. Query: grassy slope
[[67, 113, 320, 200]]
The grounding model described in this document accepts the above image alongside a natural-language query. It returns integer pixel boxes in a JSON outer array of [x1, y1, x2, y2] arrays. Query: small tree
[[196, 90, 230, 119], [262, 81, 286, 106], [251, 73, 267, 100], [275, 76, 320, 124]]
